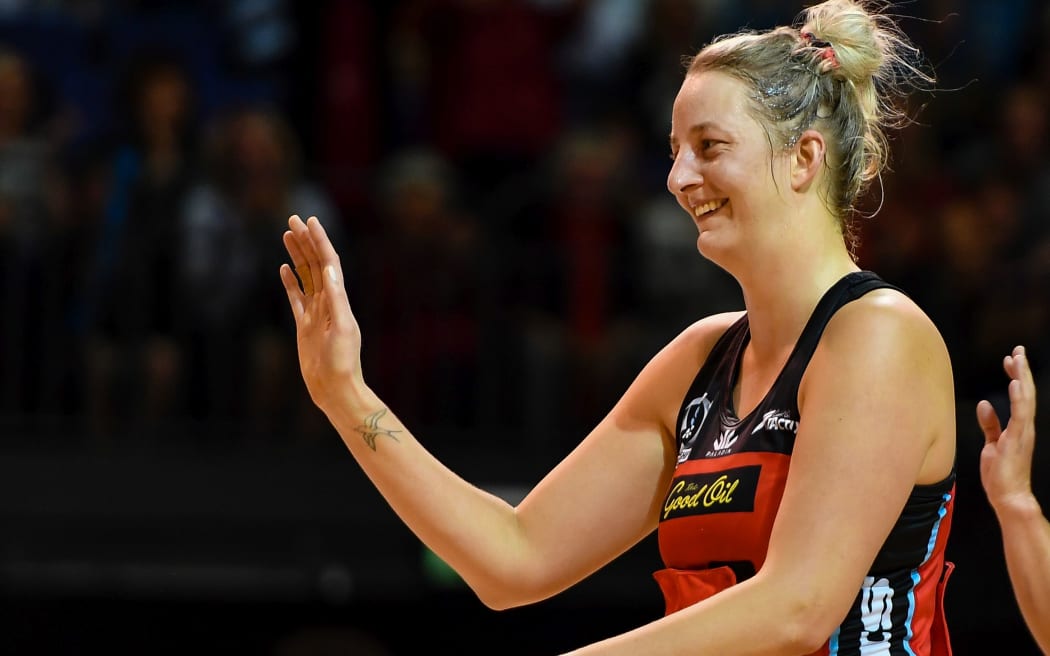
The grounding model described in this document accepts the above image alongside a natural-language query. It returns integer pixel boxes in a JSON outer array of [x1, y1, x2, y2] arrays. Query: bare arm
[[279, 215, 729, 609], [978, 346, 1050, 654], [562, 292, 956, 655]]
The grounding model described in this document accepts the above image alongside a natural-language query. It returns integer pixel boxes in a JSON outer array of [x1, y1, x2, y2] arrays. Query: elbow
[[788, 620, 836, 656], [467, 570, 548, 612], [443, 516, 557, 612], [471, 581, 539, 612], [469, 577, 517, 611], [776, 592, 847, 654], [475, 591, 520, 612]]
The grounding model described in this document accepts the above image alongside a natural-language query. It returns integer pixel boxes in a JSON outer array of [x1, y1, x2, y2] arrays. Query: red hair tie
[[800, 31, 840, 70]]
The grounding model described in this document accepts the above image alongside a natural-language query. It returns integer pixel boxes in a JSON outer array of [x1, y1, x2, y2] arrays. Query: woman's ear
[[791, 129, 827, 192]]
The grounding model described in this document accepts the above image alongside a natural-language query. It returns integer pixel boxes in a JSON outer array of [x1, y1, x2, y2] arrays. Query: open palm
[[977, 346, 1037, 511], [279, 215, 364, 413]]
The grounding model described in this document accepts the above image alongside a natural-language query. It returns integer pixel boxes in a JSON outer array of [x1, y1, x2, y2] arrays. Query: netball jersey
[[655, 271, 955, 656]]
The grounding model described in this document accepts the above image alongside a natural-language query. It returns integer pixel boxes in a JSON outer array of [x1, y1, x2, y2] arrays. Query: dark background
[[0, 0, 1048, 653]]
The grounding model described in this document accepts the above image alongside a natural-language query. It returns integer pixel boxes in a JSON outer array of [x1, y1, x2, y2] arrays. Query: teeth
[[693, 199, 726, 217]]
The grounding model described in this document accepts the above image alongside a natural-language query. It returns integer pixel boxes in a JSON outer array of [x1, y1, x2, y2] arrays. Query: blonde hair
[[687, 0, 933, 254]]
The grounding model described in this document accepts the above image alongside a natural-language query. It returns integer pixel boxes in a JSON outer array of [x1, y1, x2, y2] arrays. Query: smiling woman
[[279, 1, 956, 654], [667, 0, 932, 274]]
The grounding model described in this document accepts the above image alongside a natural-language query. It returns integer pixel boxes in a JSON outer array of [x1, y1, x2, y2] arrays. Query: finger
[[283, 230, 314, 296], [283, 229, 306, 267], [290, 215, 324, 295], [1007, 357, 1036, 429], [285, 217, 316, 295], [321, 262, 356, 331], [306, 217, 356, 330], [279, 263, 305, 321], [306, 216, 346, 299], [1007, 348, 1033, 401], [304, 216, 338, 294], [976, 399, 1002, 444], [1014, 347, 1035, 398], [306, 215, 341, 270]]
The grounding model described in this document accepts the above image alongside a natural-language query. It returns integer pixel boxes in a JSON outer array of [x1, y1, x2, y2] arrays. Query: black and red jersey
[[655, 271, 955, 656]]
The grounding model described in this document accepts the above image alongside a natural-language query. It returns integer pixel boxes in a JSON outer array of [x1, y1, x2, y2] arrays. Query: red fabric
[[654, 562, 953, 656], [931, 561, 955, 656], [652, 566, 737, 616], [657, 450, 955, 656], [658, 452, 791, 572]]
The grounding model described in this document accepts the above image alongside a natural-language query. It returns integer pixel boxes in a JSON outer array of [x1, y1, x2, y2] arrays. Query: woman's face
[[667, 70, 790, 263]]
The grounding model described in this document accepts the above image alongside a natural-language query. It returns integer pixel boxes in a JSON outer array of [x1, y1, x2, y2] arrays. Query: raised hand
[[978, 345, 1038, 514], [279, 215, 364, 413]]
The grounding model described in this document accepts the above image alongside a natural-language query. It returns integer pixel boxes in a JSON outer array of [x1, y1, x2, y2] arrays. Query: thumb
[[976, 400, 1002, 444]]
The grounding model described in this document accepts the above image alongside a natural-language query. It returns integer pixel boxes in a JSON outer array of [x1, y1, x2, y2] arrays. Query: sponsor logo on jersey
[[704, 413, 742, 457], [677, 394, 713, 463], [661, 465, 761, 520], [710, 427, 738, 453], [750, 409, 799, 435]]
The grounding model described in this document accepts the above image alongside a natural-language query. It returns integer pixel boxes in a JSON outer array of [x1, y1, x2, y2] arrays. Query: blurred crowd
[[0, 0, 1047, 457]]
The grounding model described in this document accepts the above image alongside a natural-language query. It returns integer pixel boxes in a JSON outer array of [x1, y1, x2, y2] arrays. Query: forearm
[[996, 495, 1050, 654], [563, 573, 821, 656], [321, 383, 532, 609]]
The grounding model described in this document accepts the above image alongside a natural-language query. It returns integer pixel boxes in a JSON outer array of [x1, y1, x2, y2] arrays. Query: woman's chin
[[695, 230, 729, 259]]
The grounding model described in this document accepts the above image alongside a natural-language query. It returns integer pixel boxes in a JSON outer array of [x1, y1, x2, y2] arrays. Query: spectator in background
[[924, 80, 1050, 403], [83, 52, 199, 438], [389, 0, 575, 208], [361, 148, 482, 435], [179, 106, 339, 440], [503, 123, 647, 443], [927, 179, 1036, 399], [313, 0, 380, 221], [0, 48, 69, 421], [556, 0, 648, 125], [851, 99, 950, 292]]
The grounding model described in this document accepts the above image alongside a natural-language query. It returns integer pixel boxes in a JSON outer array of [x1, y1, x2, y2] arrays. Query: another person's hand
[[978, 345, 1038, 515], [279, 215, 364, 413]]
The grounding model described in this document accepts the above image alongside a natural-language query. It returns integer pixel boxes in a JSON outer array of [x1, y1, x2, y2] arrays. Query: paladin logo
[[709, 427, 738, 454]]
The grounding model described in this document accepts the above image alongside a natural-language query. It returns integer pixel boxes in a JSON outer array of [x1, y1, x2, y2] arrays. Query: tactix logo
[[751, 409, 799, 435]]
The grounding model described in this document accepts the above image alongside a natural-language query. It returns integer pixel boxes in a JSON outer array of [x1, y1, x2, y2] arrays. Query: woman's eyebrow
[[669, 121, 726, 146]]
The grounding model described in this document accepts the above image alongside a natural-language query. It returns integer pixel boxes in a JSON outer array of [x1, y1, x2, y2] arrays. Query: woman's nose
[[667, 152, 703, 196]]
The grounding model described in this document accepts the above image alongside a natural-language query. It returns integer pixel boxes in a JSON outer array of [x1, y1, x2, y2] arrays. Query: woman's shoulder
[[659, 311, 747, 370], [813, 286, 953, 391], [683, 310, 747, 344], [612, 311, 746, 433], [829, 286, 946, 351], [803, 283, 956, 484]]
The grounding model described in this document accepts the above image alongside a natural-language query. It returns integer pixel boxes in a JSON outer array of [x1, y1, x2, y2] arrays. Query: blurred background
[[0, 0, 1047, 653]]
